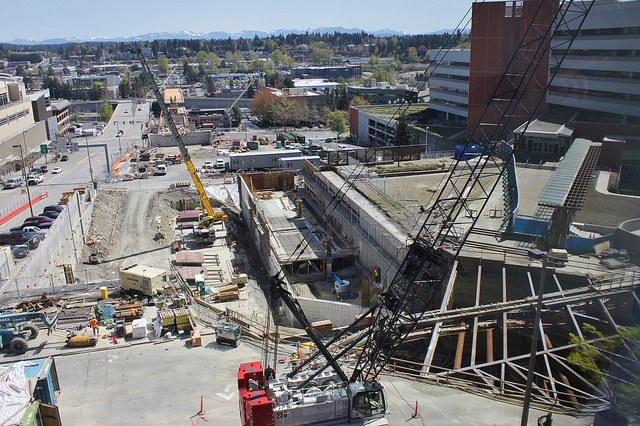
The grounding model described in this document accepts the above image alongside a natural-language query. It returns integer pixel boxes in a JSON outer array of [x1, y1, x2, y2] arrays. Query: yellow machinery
[[136, 48, 227, 227]]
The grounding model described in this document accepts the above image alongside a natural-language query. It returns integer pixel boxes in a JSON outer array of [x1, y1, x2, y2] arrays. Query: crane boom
[[135, 48, 226, 225], [351, 0, 594, 381]]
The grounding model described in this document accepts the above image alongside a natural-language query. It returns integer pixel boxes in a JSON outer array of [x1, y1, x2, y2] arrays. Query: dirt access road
[[76, 188, 194, 282]]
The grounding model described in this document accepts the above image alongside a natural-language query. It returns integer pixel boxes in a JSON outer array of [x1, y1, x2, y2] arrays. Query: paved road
[[49, 335, 591, 426], [0, 101, 151, 232]]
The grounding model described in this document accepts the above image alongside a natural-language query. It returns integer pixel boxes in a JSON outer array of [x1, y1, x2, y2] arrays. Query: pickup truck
[[27, 174, 44, 186]]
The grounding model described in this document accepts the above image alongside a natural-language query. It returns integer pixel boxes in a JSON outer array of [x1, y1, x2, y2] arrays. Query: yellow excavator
[[135, 48, 227, 228]]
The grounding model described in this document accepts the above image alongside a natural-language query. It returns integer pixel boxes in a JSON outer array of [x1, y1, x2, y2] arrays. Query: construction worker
[[89, 317, 99, 335]]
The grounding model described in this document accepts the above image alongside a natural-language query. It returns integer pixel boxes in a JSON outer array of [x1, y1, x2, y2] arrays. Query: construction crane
[[238, 1, 593, 424], [135, 48, 227, 227]]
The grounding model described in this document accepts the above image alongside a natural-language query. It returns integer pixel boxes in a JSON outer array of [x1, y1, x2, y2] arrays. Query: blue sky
[[2, 0, 473, 42]]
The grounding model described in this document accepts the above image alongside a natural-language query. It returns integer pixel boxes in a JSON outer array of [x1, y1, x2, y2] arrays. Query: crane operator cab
[[349, 381, 387, 422]]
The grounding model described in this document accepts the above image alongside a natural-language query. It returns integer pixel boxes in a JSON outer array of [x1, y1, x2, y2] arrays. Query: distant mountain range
[[5, 27, 459, 45]]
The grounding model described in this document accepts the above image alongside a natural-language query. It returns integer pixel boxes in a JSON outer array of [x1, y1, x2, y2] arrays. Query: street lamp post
[[425, 126, 430, 155], [85, 136, 95, 186], [13, 141, 34, 217], [521, 253, 549, 426]]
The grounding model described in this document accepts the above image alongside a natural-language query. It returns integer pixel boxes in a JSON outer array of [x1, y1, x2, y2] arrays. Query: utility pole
[[14, 137, 34, 217], [85, 136, 95, 186]]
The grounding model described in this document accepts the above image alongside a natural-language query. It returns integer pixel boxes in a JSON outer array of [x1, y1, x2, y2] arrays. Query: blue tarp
[[566, 235, 612, 254], [514, 217, 549, 236], [455, 144, 484, 160]]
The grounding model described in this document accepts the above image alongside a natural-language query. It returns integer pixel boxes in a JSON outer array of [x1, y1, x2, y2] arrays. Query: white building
[[547, 0, 640, 126], [427, 49, 470, 122], [292, 78, 338, 93], [0, 74, 48, 175]]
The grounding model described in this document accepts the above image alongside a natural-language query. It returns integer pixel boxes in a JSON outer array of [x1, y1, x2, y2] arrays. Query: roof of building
[[354, 104, 429, 120], [121, 264, 167, 277], [163, 87, 184, 104], [514, 119, 574, 137], [293, 79, 338, 88], [538, 138, 602, 209], [51, 100, 70, 111]]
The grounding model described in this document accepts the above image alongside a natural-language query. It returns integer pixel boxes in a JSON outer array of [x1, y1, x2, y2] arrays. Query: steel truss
[[352, 0, 594, 383]]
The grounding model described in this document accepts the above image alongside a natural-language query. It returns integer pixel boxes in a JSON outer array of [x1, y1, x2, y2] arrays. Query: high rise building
[[428, 49, 470, 122], [467, 0, 556, 140]]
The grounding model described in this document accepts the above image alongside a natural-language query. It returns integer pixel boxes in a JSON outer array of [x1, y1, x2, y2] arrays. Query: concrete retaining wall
[[149, 131, 211, 147], [0, 190, 94, 299], [297, 296, 365, 328]]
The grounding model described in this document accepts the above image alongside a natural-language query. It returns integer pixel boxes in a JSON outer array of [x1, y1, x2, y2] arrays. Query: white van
[[4, 176, 24, 189]]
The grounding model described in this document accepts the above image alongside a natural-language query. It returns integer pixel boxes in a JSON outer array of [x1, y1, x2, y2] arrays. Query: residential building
[[428, 49, 470, 122], [0, 74, 48, 174]]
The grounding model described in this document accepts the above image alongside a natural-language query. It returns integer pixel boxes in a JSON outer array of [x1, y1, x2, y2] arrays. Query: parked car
[[23, 220, 53, 229], [21, 225, 48, 235], [40, 165, 48, 173], [60, 155, 69, 161], [24, 216, 54, 225], [12, 245, 30, 259], [51, 167, 62, 174], [0, 232, 40, 249], [3, 176, 24, 189], [17, 230, 45, 242], [40, 210, 60, 220], [43, 205, 65, 213], [9, 225, 46, 234]]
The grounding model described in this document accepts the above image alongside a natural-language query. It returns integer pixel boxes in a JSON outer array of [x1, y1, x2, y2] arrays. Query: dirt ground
[[76, 188, 200, 282]]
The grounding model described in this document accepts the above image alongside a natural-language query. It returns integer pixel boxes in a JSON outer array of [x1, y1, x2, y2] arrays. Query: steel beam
[[420, 261, 459, 375], [471, 264, 482, 366]]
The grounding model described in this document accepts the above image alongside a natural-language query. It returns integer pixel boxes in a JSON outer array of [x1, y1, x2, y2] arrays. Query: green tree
[[394, 116, 414, 146], [405, 47, 419, 63], [349, 95, 370, 107], [119, 78, 132, 99], [100, 102, 113, 122], [310, 47, 333, 65], [336, 78, 348, 110], [230, 106, 242, 126], [89, 82, 105, 101], [157, 54, 169, 74], [283, 76, 295, 88], [327, 111, 348, 137]]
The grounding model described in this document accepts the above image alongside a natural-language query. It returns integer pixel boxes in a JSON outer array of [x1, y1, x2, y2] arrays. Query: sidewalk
[[595, 171, 639, 199]]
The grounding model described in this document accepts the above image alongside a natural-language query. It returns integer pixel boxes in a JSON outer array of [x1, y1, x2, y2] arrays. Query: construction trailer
[[119, 264, 168, 297], [228, 150, 302, 172], [278, 155, 321, 171]]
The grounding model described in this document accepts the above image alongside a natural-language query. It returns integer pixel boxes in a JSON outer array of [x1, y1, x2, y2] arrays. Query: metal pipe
[[521, 255, 547, 426]]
